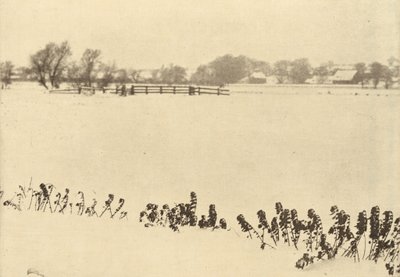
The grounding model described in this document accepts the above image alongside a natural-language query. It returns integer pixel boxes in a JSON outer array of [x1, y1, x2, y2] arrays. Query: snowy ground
[[1, 83, 399, 276]]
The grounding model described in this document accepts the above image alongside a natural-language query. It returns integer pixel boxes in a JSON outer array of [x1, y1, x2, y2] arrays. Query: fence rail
[[49, 85, 229, 96]]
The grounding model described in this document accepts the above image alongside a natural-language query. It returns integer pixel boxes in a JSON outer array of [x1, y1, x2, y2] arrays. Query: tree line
[[1, 41, 399, 89]]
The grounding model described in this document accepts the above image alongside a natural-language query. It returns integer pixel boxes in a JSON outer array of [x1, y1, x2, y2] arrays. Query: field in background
[[1, 84, 399, 276], [229, 83, 400, 96]]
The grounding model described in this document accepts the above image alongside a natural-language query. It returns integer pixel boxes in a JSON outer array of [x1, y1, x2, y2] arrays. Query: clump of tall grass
[[1, 182, 128, 220], [257, 210, 276, 246], [237, 213, 275, 250], [342, 210, 367, 261], [2, 184, 400, 275], [138, 192, 228, 232], [233, 202, 399, 275]]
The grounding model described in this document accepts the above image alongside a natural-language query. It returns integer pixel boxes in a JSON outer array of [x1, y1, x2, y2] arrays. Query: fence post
[[121, 84, 126, 96], [217, 87, 220, 95], [78, 87, 82, 94], [131, 85, 135, 95], [160, 86, 163, 94], [188, 86, 192, 95], [145, 86, 148, 94], [173, 86, 176, 94]]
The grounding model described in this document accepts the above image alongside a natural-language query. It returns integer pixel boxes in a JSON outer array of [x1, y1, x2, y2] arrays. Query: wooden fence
[[49, 85, 229, 96]]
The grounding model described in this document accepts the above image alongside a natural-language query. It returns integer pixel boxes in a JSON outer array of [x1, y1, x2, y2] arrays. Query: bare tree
[[191, 55, 269, 85], [114, 68, 130, 84], [67, 61, 84, 88], [48, 41, 71, 88], [98, 62, 116, 88], [129, 69, 142, 83], [273, 60, 291, 84], [387, 56, 400, 79], [30, 41, 71, 89], [190, 65, 216, 85], [313, 65, 329, 84], [159, 64, 187, 84], [370, 62, 383, 89], [355, 63, 367, 88], [290, 58, 312, 84], [381, 65, 393, 89], [0, 61, 14, 89], [209, 55, 247, 85], [150, 69, 160, 84], [16, 66, 35, 81], [81, 49, 101, 87], [30, 44, 53, 89]]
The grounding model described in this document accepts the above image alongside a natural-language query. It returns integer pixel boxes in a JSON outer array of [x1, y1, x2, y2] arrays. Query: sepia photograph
[[0, 0, 399, 276]]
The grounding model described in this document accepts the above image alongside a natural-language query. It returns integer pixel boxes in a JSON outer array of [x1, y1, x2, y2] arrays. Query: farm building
[[328, 70, 358, 84], [239, 72, 267, 84], [249, 72, 267, 84]]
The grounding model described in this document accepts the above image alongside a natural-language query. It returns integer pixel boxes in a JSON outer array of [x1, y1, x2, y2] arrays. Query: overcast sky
[[0, 0, 399, 69]]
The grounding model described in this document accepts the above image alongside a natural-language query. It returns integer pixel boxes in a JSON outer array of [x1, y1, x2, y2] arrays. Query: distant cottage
[[239, 71, 267, 84], [249, 72, 267, 84], [329, 70, 358, 84]]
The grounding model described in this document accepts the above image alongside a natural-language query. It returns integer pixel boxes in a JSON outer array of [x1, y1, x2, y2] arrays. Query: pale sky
[[0, 0, 399, 69]]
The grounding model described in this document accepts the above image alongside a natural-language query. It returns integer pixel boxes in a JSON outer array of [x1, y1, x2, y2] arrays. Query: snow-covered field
[[1, 83, 399, 276]]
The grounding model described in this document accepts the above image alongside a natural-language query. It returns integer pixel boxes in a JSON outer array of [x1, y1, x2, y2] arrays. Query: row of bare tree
[[28, 41, 102, 89], [27, 41, 188, 89], [1, 40, 399, 89]]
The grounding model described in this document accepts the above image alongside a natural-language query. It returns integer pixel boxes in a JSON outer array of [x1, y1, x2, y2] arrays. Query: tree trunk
[[40, 79, 48, 89], [373, 79, 379, 89]]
